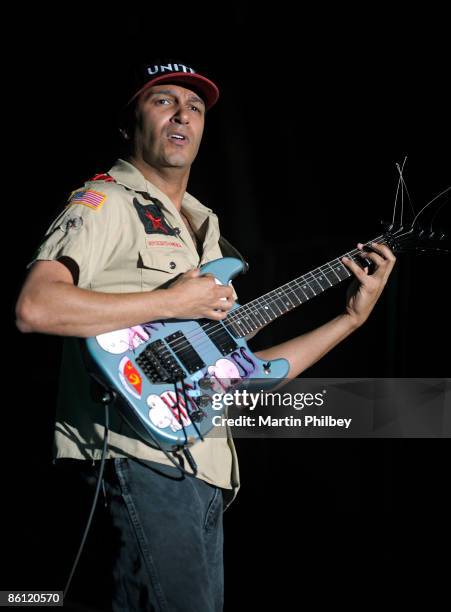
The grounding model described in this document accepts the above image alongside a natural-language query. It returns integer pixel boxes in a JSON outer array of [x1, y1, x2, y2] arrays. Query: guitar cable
[[63, 393, 112, 600]]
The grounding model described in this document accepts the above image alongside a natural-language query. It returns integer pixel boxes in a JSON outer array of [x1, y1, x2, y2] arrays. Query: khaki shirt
[[27, 159, 240, 508]]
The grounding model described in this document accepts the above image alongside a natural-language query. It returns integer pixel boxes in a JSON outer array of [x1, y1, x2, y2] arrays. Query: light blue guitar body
[[84, 257, 289, 451]]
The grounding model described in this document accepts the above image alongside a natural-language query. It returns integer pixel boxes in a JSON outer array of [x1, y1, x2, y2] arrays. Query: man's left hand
[[342, 241, 397, 327]]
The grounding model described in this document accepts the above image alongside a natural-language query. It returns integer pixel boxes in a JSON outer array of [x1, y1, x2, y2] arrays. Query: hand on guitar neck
[[342, 241, 397, 328], [253, 240, 397, 379]]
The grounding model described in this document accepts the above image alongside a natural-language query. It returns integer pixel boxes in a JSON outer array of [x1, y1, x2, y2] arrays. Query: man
[[15, 60, 396, 610]]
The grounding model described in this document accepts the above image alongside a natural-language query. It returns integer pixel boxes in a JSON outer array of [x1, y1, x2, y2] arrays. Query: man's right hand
[[165, 268, 235, 320]]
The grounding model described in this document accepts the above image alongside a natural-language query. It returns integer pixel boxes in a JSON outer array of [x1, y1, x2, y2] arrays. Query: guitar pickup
[[164, 331, 205, 374], [201, 320, 238, 355]]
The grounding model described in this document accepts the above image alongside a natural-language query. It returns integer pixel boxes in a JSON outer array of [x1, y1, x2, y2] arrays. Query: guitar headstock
[[380, 222, 450, 256], [374, 159, 451, 257]]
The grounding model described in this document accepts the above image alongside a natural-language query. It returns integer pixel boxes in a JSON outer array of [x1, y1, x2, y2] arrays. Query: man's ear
[[119, 127, 130, 141]]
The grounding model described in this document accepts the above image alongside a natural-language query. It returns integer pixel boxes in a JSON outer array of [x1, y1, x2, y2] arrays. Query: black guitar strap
[[218, 235, 249, 274]]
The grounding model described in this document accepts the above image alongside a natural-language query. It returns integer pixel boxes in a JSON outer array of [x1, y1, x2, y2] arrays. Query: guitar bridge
[[136, 339, 185, 383]]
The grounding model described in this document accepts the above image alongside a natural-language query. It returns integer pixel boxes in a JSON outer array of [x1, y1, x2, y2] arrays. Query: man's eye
[[190, 105, 201, 112], [156, 98, 170, 105]]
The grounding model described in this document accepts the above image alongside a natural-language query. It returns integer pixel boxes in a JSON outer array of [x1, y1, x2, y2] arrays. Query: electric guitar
[[83, 216, 448, 451]]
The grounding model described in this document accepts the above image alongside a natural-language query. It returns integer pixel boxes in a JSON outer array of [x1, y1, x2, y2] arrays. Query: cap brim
[[127, 72, 219, 110]]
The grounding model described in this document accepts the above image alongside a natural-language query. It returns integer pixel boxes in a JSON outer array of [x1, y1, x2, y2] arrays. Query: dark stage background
[[4, 5, 450, 609]]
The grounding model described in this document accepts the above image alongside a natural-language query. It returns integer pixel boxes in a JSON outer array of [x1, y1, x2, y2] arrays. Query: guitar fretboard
[[223, 235, 386, 338]]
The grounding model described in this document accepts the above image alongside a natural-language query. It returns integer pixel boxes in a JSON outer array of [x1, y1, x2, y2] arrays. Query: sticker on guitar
[[119, 357, 143, 399], [96, 323, 162, 354], [147, 392, 191, 431], [207, 358, 242, 392]]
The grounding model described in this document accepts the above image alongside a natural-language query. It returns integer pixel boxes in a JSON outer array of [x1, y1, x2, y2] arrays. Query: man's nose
[[171, 106, 190, 124]]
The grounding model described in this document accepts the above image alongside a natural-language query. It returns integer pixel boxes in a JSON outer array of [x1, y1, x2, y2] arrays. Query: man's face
[[132, 83, 206, 170]]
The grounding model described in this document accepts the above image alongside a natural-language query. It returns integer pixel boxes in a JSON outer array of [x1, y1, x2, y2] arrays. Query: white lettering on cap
[[147, 64, 196, 75], [174, 64, 195, 73]]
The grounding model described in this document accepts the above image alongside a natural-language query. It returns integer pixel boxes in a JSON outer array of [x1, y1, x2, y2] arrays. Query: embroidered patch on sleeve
[[67, 189, 107, 211]]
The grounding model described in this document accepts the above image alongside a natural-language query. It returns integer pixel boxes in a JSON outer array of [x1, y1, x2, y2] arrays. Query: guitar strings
[[139, 235, 389, 357], [411, 186, 450, 227]]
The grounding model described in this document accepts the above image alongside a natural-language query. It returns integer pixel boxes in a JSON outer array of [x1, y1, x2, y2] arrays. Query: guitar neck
[[223, 234, 387, 338]]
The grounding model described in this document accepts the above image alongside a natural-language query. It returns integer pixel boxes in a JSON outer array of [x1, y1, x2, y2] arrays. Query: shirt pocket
[[138, 248, 193, 291]]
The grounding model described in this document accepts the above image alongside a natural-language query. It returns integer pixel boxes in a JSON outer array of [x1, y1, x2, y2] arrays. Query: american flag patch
[[67, 189, 107, 211]]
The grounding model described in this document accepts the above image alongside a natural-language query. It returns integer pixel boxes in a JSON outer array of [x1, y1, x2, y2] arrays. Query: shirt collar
[[108, 158, 215, 220]]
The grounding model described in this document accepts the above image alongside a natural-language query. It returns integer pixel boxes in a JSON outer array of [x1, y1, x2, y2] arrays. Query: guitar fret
[[286, 283, 303, 306], [249, 306, 267, 327], [236, 317, 253, 335], [329, 259, 351, 281], [282, 287, 297, 308], [247, 308, 261, 329], [227, 309, 252, 334], [298, 278, 316, 299], [316, 268, 333, 290], [304, 272, 323, 294], [266, 290, 284, 315], [325, 262, 342, 283], [224, 319, 242, 337], [254, 301, 273, 323], [273, 288, 292, 313], [293, 280, 309, 301], [242, 309, 259, 331], [260, 297, 278, 321]]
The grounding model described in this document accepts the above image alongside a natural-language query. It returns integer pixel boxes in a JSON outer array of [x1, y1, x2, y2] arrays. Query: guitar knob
[[263, 362, 271, 375], [197, 395, 211, 408], [190, 408, 206, 423], [199, 377, 213, 390]]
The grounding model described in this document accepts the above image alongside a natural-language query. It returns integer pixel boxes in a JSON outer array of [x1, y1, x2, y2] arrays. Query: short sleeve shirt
[[27, 159, 240, 507]]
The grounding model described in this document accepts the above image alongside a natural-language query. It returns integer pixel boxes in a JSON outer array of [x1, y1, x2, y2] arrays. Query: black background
[[5, 4, 450, 609]]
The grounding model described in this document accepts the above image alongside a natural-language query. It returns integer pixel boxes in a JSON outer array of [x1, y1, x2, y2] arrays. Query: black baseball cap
[[126, 60, 220, 110]]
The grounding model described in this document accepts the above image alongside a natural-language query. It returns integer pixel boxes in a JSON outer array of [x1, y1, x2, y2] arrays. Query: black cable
[[173, 378, 200, 477], [63, 392, 112, 600], [180, 378, 204, 443], [173, 379, 189, 447]]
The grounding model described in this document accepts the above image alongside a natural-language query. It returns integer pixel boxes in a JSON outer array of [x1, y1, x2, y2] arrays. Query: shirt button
[[169, 261, 177, 270]]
